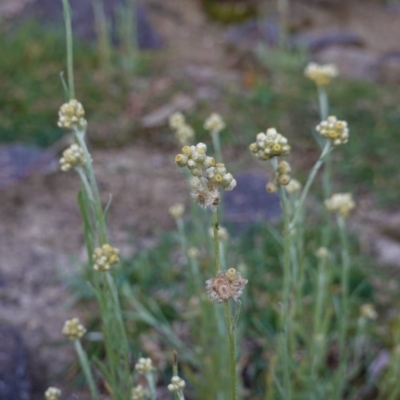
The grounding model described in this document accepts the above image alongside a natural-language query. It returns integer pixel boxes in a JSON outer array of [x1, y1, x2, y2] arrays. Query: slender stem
[[74, 339, 100, 400], [317, 86, 329, 121], [211, 131, 223, 163], [337, 214, 350, 398], [224, 302, 237, 400], [176, 217, 188, 264], [62, 0, 75, 99], [280, 185, 292, 400], [145, 372, 157, 400], [290, 141, 332, 229], [212, 209, 221, 273]]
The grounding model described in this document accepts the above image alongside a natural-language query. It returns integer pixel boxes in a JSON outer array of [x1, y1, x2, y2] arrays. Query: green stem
[[176, 217, 188, 264], [337, 214, 350, 398], [290, 141, 332, 229], [62, 0, 75, 99], [280, 185, 292, 400], [145, 372, 157, 400], [224, 302, 237, 400], [212, 209, 221, 273], [74, 339, 100, 400], [317, 86, 329, 121], [211, 130, 223, 163]]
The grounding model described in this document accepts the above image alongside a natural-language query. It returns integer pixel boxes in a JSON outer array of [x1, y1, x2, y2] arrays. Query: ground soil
[[1, 0, 400, 399]]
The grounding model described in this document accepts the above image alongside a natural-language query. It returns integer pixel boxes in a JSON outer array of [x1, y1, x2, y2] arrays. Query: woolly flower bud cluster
[[167, 376, 186, 393], [93, 244, 120, 271], [45, 387, 61, 400], [135, 357, 154, 374], [58, 99, 87, 130], [286, 178, 301, 194], [266, 160, 292, 193], [325, 193, 355, 217], [169, 203, 185, 219], [131, 385, 147, 400], [59, 144, 87, 171], [206, 268, 248, 303], [249, 128, 290, 161], [169, 112, 194, 145], [208, 226, 229, 242], [62, 318, 86, 340], [204, 113, 226, 133], [304, 62, 338, 86], [316, 116, 349, 146], [176, 143, 237, 209]]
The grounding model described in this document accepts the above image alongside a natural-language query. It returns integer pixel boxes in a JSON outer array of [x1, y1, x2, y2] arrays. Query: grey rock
[[0, 144, 57, 187], [291, 30, 364, 53], [223, 19, 280, 49], [21, 0, 162, 50], [314, 46, 379, 81], [378, 52, 400, 84], [0, 324, 30, 400], [224, 173, 281, 231]]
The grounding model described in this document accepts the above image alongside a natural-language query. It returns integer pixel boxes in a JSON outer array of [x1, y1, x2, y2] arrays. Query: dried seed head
[[206, 270, 248, 302], [169, 203, 185, 219], [191, 185, 220, 210], [93, 244, 120, 271], [304, 62, 338, 86], [45, 387, 61, 400], [135, 357, 154, 374], [325, 193, 355, 218], [204, 113, 226, 133], [316, 116, 349, 145], [62, 318, 86, 340], [58, 99, 87, 130]]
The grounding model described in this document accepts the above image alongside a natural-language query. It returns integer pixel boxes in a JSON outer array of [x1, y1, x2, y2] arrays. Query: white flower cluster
[[45, 387, 61, 400], [167, 376, 186, 393], [169, 112, 194, 145], [249, 128, 290, 161], [316, 116, 349, 146], [169, 203, 185, 219], [325, 193, 355, 217], [304, 62, 338, 86], [204, 113, 226, 133], [175, 143, 237, 209], [58, 99, 87, 130], [59, 144, 87, 171], [131, 385, 147, 400], [93, 244, 120, 271], [135, 357, 154, 374], [62, 318, 86, 340], [360, 304, 377, 320], [285, 179, 301, 194]]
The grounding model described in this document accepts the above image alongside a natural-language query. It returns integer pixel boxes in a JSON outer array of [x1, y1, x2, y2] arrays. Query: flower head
[[249, 128, 290, 161], [316, 116, 349, 146], [135, 357, 154, 374], [304, 62, 338, 86], [45, 387, 61, 400], [175, 124, 195, 145], [204, 113, 226, 133], [315, 247, 329, 259], [360, 304, 377, 320], [187, 247, 200, 259], [169, 112, 185, 130], [58, 99, 87, 130], [59, 144, 87, 171], [167, 376, 186, 393], [286, 179, 301, 194], [62, 318, 86, 340], [325, 193, 355, 217], [206, 269, 248, 302], [131, 385, 147, 400], [169, 203, 185, 219], [93, 244, 120, 271]]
